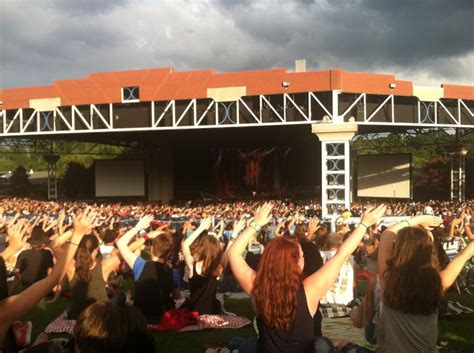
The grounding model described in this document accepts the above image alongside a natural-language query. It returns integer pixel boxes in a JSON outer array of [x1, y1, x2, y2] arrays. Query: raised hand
[[308, 218, 319, 237], [360, 204, 386, 227], [72, 207, 97, 236], [147, 229, 165, 239], [7, 219, 30, 250], [135, 214, 154, 230], [199, 216, 214, 231], [409, 215, 443, 230], [232, 217, 246, 238], [254, 203, 273, 227]]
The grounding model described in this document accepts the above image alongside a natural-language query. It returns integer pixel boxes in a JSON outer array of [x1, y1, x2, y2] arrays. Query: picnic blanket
[[44, 311, 75, 335], [148, 314, 251, 332], [319, 298, 363, 319], [45, 311, 251, 335]]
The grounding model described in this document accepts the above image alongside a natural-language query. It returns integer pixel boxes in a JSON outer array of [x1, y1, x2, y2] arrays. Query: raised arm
[[465, 224, 474, 241], [116, 215, 154, 269], [439, 241, 474, 290], [378, 215, 443, 288], [182, 216, 213, 274], [0, 208, 96, 342], [50, 229, 73, 250], [228, 203, 273, 295], [449, 215, 464, 238], [303, 205, 386, 314]]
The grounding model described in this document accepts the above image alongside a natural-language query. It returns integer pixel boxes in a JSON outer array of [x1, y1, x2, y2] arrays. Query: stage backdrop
[[95, 160, 145, 197], [356, 153, 411, 198]]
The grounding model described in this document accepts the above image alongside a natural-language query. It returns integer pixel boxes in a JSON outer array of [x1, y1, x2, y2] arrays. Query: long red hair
[[251, 237, 302, 331]]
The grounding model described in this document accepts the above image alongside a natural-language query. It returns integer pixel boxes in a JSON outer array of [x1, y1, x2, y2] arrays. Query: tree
[[9, 165, 32, 196], [60, 162, 94, 198]]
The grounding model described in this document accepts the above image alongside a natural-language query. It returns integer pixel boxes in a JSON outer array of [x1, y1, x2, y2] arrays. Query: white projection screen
[[95, 160, 145, 197], [357, 153, 411, 198]]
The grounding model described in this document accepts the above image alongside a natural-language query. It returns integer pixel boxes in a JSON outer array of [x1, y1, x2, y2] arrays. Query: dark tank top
[[134, 261, 174, 320], [257, 286, 315, 353], [187, 263, 221, 315], [67, 262, 108, 319]]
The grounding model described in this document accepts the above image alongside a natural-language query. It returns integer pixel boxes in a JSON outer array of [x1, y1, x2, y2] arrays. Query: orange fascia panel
[[340, 71, 413, 96], [55, 80, 88, 106], [1, 85, 59, 109], [153, 71, 194, 101], [90, 69, 149, 88], [208, 68, 287, 94], [443, 84, 474, 100], [174, 70, 214, 100]]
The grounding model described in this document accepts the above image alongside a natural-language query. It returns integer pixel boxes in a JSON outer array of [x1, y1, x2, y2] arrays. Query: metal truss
[[0, 92, 472, 137], [0, 138, 143, 155], [351, 128, 470, 151], [321, 141, 351, 218], [450, 151, 466, 202], [338, 92, 474, 128]]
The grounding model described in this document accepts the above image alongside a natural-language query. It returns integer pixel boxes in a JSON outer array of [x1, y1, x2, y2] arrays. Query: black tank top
[[134, 261, 174, 320], [257, 286, 315, 353], [186, 263, 221, 315], [67, 262, 109, 319]]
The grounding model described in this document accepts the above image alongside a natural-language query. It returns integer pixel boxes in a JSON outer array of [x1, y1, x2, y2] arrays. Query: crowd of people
[[0, 197, 473, 353]]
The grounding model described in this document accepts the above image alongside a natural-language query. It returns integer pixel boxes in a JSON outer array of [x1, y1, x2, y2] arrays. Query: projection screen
[[357, 153, 411, 198], [95, 160, 145, 197]]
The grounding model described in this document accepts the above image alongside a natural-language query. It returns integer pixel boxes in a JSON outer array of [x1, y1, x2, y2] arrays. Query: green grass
[[18, 287, 474, 352]]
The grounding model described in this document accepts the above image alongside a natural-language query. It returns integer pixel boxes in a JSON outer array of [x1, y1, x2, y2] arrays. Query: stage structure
[[1, 62, 473, 216]]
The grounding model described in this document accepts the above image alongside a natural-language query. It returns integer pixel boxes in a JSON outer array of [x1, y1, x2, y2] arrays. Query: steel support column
[[43, 154, 60, 200], [312, 123, 357, 218], [450, 148, 467, 202]]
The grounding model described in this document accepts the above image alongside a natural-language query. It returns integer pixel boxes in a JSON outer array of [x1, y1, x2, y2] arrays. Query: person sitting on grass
[[0, 209, 97, 353], [116, 215, 175, 324], [377, 215, 474, 353], [9, 226, 54, 294], [228, 203, 386, 353], [182, 216, 225, 315]]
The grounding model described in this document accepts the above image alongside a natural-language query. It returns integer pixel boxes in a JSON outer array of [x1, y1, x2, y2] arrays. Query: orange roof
[[0, 67, 472, 110]]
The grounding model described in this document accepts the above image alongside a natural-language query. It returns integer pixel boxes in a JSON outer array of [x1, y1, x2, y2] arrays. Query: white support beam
[[340, 93, 365, 120], [332, 90, 341, 123], [72, 105, 92, 130], [174, 99, 196, 127], [438, 100, 459, 125], [261, 95, 284, 123], [285, 93, 309, 121], [309, 92, 333, 119], [366, 95, 393, 122], [460, 99, 474, 117], [196, 100, 215, 126], [153, 100, 175, 127], [238, 98, 261, 123], [91, 104, 111, 129]]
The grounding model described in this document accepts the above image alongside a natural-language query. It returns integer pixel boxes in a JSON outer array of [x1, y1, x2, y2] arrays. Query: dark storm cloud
[[0, 0, 472, 89], [214, 0, 474, 72]]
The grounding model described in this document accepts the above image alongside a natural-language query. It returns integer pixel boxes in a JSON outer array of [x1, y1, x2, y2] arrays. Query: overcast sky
[[1, 0, 473, 89]]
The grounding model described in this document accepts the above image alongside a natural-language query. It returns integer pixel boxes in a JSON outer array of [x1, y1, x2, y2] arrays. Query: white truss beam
[[0, 93, 472, 137]]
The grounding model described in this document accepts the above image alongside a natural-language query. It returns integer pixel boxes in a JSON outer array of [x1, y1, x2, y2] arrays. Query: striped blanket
[[44, 311, 250, 334]]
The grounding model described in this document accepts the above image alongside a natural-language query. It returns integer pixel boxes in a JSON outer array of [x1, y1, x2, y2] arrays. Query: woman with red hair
[[228, 203, 386, 353]]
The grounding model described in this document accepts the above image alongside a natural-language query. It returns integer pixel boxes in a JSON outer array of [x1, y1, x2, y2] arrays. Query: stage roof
[[1, 66, 473, 110]]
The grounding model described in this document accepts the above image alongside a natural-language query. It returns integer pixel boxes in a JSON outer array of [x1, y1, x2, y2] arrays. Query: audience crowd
[[0, 197, 473, 353]]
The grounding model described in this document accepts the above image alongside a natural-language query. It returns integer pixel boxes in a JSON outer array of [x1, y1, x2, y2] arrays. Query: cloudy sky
[[1, 0, 473, 89]]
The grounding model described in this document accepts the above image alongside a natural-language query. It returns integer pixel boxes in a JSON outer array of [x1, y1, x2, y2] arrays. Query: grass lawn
[[20, 292, 474, 353]]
